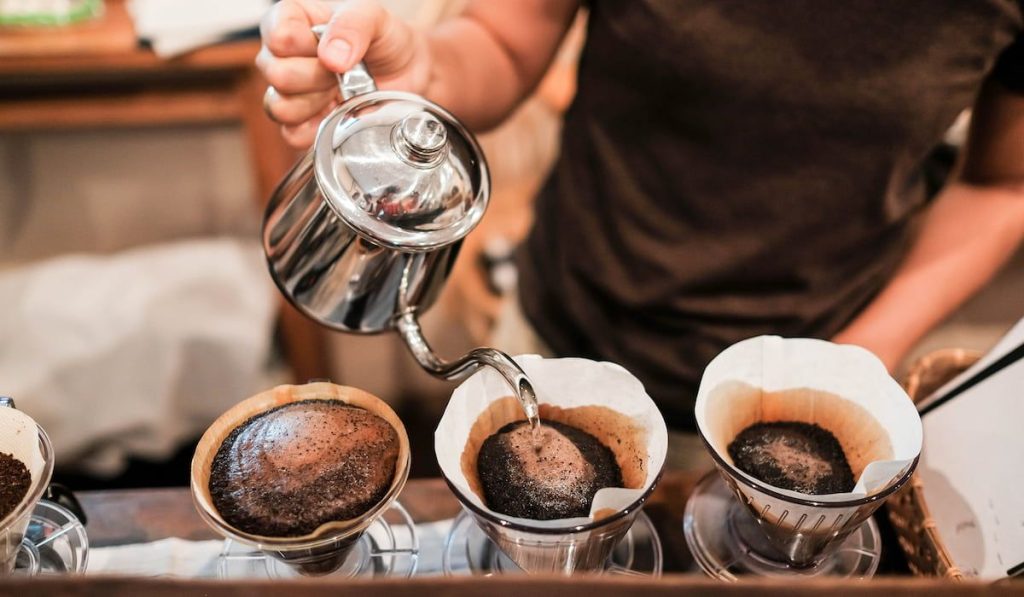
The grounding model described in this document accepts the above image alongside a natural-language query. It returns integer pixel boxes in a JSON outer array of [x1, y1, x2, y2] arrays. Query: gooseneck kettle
[[262, 29, 538, 420]]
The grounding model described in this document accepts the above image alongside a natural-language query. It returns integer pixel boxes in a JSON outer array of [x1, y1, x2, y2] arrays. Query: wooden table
[[0, 0, 329, 382], [74, 472, 913, 576], [1, 475, 987, 595], [79, 478, 465, 548], [79, 477, 700, 565], [77, 474, 702, 571]]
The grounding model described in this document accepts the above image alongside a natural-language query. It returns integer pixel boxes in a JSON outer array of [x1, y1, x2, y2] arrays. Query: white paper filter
[[435, 355, 668, 528], [0, 407, 45, 520], [695, 336, 922, 502]]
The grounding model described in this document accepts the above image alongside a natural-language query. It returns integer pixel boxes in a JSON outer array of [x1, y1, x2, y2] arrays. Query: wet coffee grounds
[[478, 420, 623, 520], [0, 452, 31, 521], [728, 421, 854, 495], [209, 400, 399, 537]]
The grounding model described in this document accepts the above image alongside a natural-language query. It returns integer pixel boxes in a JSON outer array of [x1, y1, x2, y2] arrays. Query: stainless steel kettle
[[262, 38, 537, 422]]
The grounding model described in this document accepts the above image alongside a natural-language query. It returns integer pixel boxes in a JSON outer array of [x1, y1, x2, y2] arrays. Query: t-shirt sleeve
[[992, 35, 1024, 92]]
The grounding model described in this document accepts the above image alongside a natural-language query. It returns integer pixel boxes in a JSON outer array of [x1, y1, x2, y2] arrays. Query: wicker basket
[[888, 348, 982, 580]]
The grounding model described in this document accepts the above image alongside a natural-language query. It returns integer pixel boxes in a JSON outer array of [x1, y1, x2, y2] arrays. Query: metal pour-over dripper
[[435, 357, 669, 575], [683, 453, 915, 580], [442, 508, 663, 576], [684, 336, 923, 580], [263, 28, 539, 427]]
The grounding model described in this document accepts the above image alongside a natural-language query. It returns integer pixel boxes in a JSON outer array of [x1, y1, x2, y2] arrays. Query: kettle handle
[[311, 24, 379, 101]]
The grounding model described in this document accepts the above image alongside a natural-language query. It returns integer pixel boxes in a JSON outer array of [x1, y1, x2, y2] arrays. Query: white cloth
[[128, 0, 272, 57], [87, 538, 224, 578], [0, 239, 277, 475], [86, 519, 455, 578]]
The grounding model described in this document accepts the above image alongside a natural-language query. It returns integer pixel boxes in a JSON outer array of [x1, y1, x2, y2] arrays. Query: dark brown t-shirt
[[517, 1, 1024, 430]]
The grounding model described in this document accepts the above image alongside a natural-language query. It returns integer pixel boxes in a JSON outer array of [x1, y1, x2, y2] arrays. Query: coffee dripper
[[683, 336, 922, 580], [263, 27, 538, 421], [190, 383, 413, 578], [683, 444, 916, 580], [0, 398, 89, 576]]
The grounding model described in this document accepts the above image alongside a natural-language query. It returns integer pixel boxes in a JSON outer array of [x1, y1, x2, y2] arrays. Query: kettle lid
[[313, 90, 490, 251]]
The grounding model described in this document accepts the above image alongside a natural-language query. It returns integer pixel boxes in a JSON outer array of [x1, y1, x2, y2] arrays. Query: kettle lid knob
[[397, 112, 448, 163]]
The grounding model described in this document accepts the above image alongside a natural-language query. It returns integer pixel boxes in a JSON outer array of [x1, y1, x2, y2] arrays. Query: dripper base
[[218, 501, 418, 580], [442, 509, 663, 577], [11, 499, 90, 576], [684, 472, 880, 581]]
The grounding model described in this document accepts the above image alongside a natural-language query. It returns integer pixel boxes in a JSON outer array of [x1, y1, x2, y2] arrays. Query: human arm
[[833, 78, 1024, 370], [257, 0, 579, 147]]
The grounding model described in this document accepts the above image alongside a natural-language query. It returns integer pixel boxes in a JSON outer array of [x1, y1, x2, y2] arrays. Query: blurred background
[[0, 0, 1020, 488]]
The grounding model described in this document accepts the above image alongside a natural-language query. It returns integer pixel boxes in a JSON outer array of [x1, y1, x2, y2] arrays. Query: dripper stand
[[442, 510, 663, 577], [683, 473, 881, 581], [218, 501, 418, 580], [13, 500, 89, 576]]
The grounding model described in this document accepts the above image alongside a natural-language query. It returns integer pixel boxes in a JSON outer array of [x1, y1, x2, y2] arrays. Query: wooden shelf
[[0, 0, 136, 58], [0, 40, 261, 79], [0, 0, 260, 78], [0, 84, 242, 130]]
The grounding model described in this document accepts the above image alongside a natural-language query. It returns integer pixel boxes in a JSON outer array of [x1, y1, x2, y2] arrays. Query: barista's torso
[[517, 0, 1024, 429]]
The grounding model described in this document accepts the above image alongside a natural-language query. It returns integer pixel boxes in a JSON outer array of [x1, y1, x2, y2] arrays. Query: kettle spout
[[395, 312, 540, 428]]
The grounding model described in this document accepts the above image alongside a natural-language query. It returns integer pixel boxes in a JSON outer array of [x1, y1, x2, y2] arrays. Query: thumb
[[317, 0, 387, 73]]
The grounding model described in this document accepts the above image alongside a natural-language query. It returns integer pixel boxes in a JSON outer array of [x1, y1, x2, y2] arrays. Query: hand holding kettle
[[257, 0, 580, 147], [258, 0, 432, 148]]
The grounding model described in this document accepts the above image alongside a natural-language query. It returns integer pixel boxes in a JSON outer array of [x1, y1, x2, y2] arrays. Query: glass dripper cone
[[0, 401, 55, 575]]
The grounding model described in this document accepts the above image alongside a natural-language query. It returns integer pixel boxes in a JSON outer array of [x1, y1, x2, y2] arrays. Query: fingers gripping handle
[[312, 24, 378, 101]]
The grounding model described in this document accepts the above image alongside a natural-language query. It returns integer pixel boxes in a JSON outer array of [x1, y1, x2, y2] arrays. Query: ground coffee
[[478, 420, 623, 520], [209, 399, 398, 537], [728, 421, 854, 495], [0, 452, 31, 521]]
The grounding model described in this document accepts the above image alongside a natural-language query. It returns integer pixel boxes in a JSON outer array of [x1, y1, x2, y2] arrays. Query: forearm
[[834, 181, 1024, 370], [421, 21, 528, 130], [422, 2, 578, 130]]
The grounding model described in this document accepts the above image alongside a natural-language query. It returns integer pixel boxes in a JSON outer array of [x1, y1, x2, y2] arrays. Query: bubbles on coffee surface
[[727, 421, 854, 495], [477, 420, 623, 520], [209, 399, 399, 536]]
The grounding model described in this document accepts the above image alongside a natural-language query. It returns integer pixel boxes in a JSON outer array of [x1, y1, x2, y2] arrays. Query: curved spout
[[395, 311, 539, 429]]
